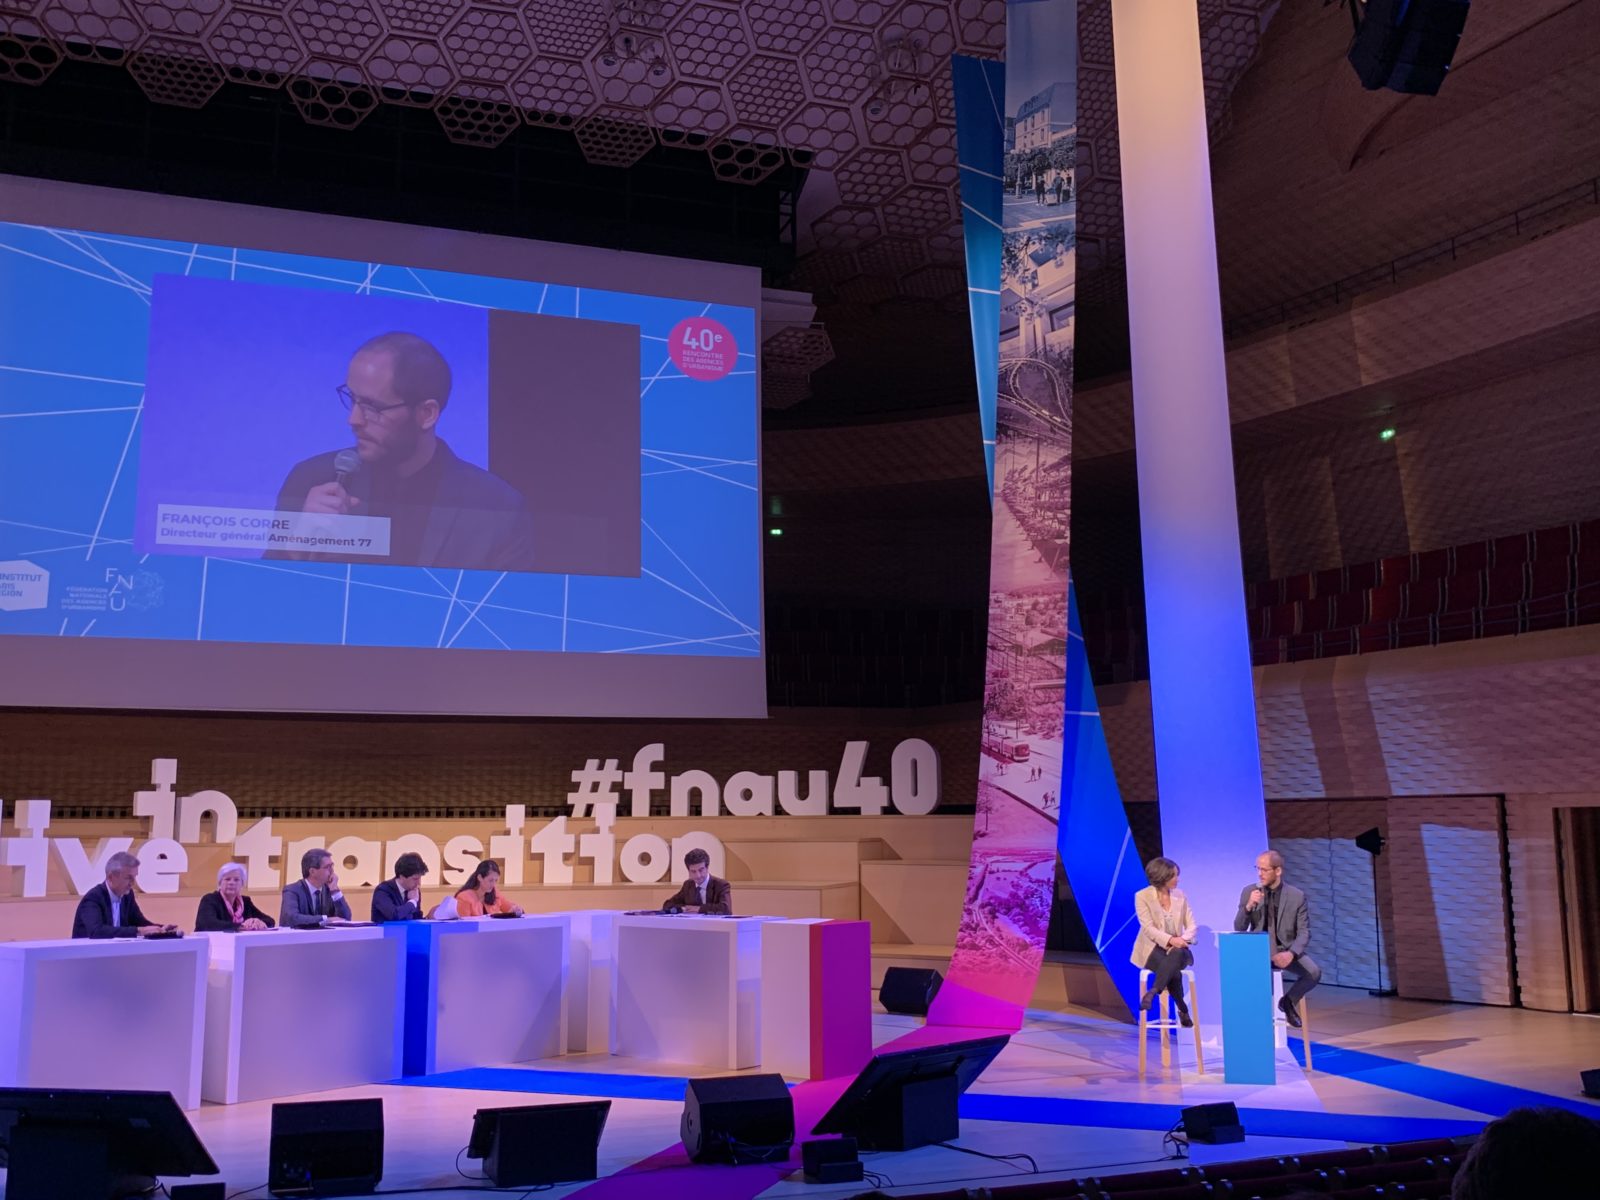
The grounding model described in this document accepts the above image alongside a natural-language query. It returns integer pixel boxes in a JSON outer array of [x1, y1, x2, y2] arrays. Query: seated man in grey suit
[[280, 848, 353, 928], [661, 848, 732, 914], [1234, 849, 1320, 1027]]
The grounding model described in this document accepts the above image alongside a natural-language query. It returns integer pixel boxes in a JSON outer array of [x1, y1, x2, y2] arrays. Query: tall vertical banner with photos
[[935, 0, 1142, 1029]]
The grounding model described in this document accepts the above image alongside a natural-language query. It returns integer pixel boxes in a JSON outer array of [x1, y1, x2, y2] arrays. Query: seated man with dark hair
[[661, 848, 732, 915], [280, 848, 353, 928], [71, 850, 176, 938], [372, 851, 429, 922]]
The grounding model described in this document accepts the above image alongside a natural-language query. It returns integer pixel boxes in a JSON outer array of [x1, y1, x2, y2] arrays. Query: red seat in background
[[1379, 552, 1414, 585], [1298, 596, 1334, 635], [1525, 557, 1574, 631], [1282, 572, 1314, 603], [1381, 1139, 1465, 1162], [1368, 581, 1405, 623], [1532, 522, 1575, 561], [1355, 622, 1393, 653], [1286, 632, 1320, 662], [1491, 532, 1532, 567], [1345, 560, 1379, 592], [1413, 546, 1452, 583], [1437, 572, 1483, 643], [1251, 636, 1287, 666], [1319, 628, 1357, 657], [1482, 561, 1528, 636], [1088, 1167, 1202, 1194], [1290, 1148, 1378, 1172], [1263, 601, 1299, 638], [1330, 590, 1368, 630], [1453, 539, 1490, 575], [1395, 579, 1439, 647], [1249, 578, 1281, 609]]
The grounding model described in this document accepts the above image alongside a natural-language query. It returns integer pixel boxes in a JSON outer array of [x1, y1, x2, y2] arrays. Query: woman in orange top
[[454, 859, 524, 917]]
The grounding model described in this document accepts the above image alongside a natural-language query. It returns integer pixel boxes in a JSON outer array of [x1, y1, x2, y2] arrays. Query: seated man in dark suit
[[72, 850, 176, 938], [372, 851, 428, 922], [661, 848, 732, 915], [279, 848, 353, 928], [1234, 849, 1321, 1027]]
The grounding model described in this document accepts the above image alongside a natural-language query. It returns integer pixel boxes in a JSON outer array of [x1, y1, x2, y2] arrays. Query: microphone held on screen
[[333, 448, 362, 486]]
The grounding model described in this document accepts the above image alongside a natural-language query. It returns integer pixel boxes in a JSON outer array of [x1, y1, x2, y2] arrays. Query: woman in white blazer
[[1130, 856, 1197, 1025]]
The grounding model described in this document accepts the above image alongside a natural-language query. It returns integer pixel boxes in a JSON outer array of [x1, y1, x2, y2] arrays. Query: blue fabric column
[[1111, 0, 1269, 1023]]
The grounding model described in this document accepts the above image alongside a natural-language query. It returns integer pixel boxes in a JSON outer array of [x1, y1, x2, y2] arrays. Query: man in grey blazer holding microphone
[[1235, 849, 1321, 1027]]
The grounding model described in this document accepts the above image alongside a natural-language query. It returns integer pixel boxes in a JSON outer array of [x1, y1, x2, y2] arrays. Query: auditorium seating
[[1083, 516, 1600, 683], [864, 1135, 1473, 1200], [766, 604, 987, 706]]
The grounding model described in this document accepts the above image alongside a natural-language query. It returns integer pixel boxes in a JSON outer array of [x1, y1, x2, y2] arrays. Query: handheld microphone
[[333, 448, 361, 487]]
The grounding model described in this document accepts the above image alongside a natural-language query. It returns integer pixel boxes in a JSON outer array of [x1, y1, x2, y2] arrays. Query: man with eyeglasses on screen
[[270, 331, 536, 571]]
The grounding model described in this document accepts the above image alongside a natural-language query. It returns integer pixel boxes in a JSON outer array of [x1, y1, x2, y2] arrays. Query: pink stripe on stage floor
[[565, 1074, 854, 1200], [566, 1023, 1006, 1200]]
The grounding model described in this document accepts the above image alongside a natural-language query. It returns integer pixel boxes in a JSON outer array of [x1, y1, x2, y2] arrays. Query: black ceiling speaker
[[1347, 0, 1472, 96], [1356, 827, 1386, 856]]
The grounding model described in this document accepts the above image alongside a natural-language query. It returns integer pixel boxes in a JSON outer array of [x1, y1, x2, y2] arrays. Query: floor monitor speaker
[[681, 1074, 794, 1165], [879, 966, 943, 1015], [268, 1098, 383, 1197], [1181, 1101, 1244, 1145]]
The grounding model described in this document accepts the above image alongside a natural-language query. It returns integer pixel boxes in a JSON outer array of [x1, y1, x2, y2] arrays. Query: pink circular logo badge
[[668, 316, 737, 382]]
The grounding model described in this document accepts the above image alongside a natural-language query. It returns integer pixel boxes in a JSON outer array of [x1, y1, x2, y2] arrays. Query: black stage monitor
[[682, 1075, 794, 1165], [269, 1097, 383, 1197], [466, 1099, 611, 1186], [810, 1034, 1009, 1151], [0, 1087, 219, 1200]]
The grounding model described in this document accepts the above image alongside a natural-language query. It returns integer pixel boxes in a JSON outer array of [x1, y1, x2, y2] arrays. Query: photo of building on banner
[[934, 0, 1081, 1028]]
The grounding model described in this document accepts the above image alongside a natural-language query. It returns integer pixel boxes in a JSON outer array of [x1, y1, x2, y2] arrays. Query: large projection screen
[[0, 176, 765, 718]]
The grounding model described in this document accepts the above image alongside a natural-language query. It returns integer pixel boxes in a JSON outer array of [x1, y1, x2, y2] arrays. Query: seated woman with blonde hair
[[452, 859, 523, 918], [195, 862, 276, 932], [1131, 856, 1197, 1026]]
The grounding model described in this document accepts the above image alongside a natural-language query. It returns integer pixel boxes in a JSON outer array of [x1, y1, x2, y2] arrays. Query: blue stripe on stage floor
[[400, 1067, 692, 1102], [959, 1093, 1486, 1144], [1290, 1041, 1600, 1120]]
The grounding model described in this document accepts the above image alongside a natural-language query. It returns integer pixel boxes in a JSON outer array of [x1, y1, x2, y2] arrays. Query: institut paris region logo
[[0, 561, 50, 612]]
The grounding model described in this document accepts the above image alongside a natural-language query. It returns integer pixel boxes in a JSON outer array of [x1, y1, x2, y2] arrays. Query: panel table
[[612, 914, 764, 1070], [0, 936, 208, 1109], [200, 926, 405, 1104]]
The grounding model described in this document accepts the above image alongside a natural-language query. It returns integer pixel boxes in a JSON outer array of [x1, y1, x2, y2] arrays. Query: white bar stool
[[1137, 966, 1204, 1077], [1271, 969, 1313, 1071]]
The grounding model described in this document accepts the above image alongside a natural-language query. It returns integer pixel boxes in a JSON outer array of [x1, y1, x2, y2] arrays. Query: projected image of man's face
[[345, 348, 431, 469]]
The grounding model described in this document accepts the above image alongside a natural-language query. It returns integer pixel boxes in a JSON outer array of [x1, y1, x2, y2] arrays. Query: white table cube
[[405, 916, 569, 1075], [612, 915, 764, 1070], [0, 937, 208, 1109], [200, 927, 405, 1104]]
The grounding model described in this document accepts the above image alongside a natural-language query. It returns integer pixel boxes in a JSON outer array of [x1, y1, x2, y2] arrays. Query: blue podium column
[[1218, 932, 1274, 1085]]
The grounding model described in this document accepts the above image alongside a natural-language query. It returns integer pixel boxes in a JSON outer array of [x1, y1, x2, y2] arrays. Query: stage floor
[[10, 987, 1598, 1200]]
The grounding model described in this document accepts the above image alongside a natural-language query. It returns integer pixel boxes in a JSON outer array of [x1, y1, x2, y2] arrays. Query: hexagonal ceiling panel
[[11, 0, 1279, 400]]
